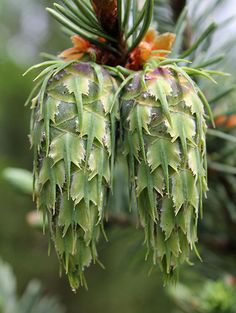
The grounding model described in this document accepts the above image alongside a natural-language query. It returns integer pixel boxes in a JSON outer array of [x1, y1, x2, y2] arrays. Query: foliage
[[2, 168, 33, 195], [0, 259, 65, 313], [169, 278, 236, 313], [9, 0, 235, 291], [1, 0, 236, 311]]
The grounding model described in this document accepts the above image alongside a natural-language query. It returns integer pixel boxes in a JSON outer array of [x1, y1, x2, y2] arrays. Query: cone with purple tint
[[121, 66, 208, 281], [30, 63, 118, 289]]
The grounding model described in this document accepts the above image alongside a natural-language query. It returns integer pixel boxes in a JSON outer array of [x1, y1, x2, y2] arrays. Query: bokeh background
[[1, 0, 236, 312]]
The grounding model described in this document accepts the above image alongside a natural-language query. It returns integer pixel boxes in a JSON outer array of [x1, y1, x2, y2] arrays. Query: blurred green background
[[1, 0, 236, 312]]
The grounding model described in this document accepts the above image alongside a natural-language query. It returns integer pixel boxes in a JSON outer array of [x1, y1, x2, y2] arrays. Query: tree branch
[[170, 0, 186, 22]]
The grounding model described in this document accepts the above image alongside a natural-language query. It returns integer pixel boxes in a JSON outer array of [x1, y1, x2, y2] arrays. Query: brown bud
[[91, 0, 119, 36]]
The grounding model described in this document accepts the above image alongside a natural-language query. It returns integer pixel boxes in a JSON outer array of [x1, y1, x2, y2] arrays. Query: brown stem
[[170, 0, 186, 22], [91, 0, 119, 37], [200, 235, 236, 255], [91, 0, 128, 65]]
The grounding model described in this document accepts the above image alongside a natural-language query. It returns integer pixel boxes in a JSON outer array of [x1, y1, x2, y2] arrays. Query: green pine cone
[[121, 66, 208, 280], [30, 62, 118, 290]]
